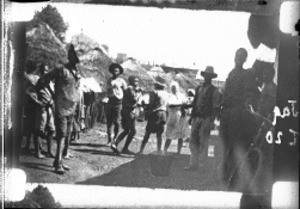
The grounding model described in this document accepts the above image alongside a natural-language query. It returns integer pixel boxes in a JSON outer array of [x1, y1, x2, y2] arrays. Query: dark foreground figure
[[220, 48, 275, 193], [39, 44, 81, 174]]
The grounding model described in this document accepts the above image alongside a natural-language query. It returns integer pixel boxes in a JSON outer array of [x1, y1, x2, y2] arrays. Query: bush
[[32, 5, 68, 42], [5, 185, 61, 208]]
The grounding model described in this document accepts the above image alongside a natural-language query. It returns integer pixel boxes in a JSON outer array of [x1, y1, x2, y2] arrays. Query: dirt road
[[19, 122, 225, 191]]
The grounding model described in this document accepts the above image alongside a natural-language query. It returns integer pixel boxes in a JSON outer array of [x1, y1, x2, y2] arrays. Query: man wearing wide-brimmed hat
[[184, 66, 220, 171], [105, 63, 127, 154]]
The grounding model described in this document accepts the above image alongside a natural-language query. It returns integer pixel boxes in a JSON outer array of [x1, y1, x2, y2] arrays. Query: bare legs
[[164, 138, 183, 154], [115, 127, 136, 153], [54, 136, 65, 174], [139, 131, 163, 155], [33, 131, 45, 159]]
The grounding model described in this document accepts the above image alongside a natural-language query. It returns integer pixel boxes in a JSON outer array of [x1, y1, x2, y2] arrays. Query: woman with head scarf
[[164, 81, 189, 154]]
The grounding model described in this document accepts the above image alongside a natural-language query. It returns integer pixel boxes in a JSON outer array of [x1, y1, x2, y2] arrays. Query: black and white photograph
[[1, 0, 299, 208]]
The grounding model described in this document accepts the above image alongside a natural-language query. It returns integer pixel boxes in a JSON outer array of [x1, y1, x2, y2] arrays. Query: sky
[[9, 2, 277, 81]]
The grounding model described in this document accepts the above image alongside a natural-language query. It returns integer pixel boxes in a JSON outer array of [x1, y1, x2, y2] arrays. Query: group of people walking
[[104, 46, 276, 191], [104, 62, 197, 157], [23, 44, 276, 192]]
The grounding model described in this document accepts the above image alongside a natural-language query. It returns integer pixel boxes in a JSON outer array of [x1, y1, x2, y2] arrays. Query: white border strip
[[26, 183, 242, 209]]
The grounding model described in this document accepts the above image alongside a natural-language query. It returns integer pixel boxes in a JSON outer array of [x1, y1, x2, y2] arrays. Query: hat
[[109, 63, 124, 74], [153, 76, 167, 89], [201, 66, 217, 79]]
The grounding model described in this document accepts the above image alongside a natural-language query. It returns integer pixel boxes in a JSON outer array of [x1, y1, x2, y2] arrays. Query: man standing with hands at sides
[[220, 48, 259, 190], [39, 44, 80, 174], [115, 75, 142, 155], [105, 63, 127, 153], [184, 66, 220, 171]]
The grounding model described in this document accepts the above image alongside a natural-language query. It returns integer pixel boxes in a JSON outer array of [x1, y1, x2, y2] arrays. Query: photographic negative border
[[2, 0, 299, 208]]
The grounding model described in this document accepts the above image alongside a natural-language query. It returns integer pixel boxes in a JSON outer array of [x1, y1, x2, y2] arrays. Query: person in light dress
[[164, 82, 190, 154]]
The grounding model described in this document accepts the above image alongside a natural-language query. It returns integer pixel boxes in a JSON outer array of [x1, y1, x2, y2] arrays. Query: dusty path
[[19, 122, 225, 191]]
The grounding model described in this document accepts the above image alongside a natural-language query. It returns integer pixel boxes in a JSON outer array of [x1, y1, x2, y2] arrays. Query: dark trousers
[[115, 110, 136, 151], [105, 100, 122, 143], [220, 107, 259, 191], [139, 110, 167, 153]]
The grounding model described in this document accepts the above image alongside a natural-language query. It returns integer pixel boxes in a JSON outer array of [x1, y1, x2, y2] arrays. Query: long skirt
[[165, 108, 189, 140]]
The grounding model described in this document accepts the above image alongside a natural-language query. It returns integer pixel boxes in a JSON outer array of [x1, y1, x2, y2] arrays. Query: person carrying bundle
[[39, 44, 81, 174], [138, 76, 169, 155]]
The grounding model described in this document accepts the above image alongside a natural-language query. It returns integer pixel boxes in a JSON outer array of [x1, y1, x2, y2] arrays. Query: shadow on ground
[[73, 147, 135, 158], [77, 153, 225, 191], [20, 162, 55, 173], [70, 142, 107, 148]]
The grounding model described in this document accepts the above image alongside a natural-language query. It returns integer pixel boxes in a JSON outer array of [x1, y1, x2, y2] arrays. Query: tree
[[33, 5, 68, 41]]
